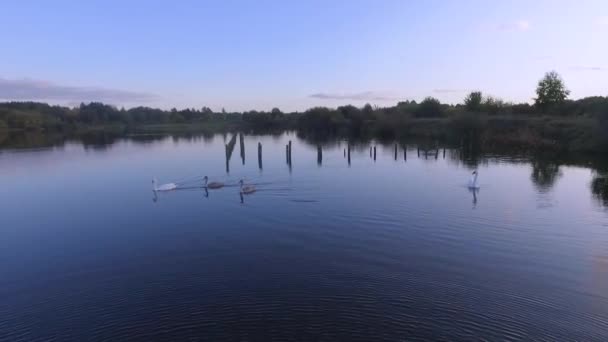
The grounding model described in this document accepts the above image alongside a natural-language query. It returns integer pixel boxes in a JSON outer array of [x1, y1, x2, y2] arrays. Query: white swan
[[468, 170, 480, 189], [239, 179, 256, 194], [153, 178, 177, 191], [204, 176, 224, 189]]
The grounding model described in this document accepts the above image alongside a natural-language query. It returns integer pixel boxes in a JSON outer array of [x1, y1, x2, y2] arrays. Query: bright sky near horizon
[[1, 0, 607, 111]]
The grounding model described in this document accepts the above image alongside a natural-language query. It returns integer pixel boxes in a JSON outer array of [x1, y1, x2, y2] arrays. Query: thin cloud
[[433, 88, 467, 94], [569, 66, 604, 71], [0, 77, 158, 103], [309, 91, 399, 101], [498, 20, 530, 32]]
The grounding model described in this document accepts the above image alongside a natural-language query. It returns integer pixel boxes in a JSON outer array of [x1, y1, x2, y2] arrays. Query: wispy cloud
[[309, 91, 399, 101], [569, 66, 604, 71], [498, 20, 530, 32], [0, 77, 158, 103], [433, 88, 467, 94]]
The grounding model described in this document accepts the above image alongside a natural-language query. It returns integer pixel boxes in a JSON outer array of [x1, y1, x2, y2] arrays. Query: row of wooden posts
[[226, 133, 446, 173]]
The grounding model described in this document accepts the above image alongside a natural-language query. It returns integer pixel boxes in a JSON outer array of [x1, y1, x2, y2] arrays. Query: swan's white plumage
[[153, 178, 177, 191], [468, 171, 480, 189]]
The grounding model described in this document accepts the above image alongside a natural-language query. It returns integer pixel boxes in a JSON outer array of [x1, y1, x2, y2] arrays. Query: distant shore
[[1, 114, 605, 156]]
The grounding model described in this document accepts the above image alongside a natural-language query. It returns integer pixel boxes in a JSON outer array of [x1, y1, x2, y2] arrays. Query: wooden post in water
[[317, 146, 322, 166], [225, 144, 230, 174], [347, 144, 351, 166], [435, 148, 439, 160], [369, 147, 372, 158], [404, 147, 407, 161], [443, 148, 446, 159], [417, 147, 420, 157], [394, 144, 398, 161], [286, 144, 289, 164], [239, 133, 245, 165], [288, 140, 292, 165], [344, 148, 346, 157], [373, 146, 377, 161], [258, 142, 263, 170]]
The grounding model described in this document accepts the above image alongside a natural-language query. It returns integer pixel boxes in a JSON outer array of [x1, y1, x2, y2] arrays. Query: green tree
[[415, 97, 443, 117], [464, 91, 483, 112], [0, 119, 7, 130], [535, 71, 570, 112], [482, 96, 505, 115]]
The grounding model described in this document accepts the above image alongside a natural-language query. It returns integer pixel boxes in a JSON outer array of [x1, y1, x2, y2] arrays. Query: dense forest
[[1, 71, 607, 153]]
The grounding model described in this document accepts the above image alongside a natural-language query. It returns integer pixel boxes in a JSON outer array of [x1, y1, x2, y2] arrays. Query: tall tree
[[535, 71, 570, 111], [415, 97, 443, 117], [464, 91, 483, 112]]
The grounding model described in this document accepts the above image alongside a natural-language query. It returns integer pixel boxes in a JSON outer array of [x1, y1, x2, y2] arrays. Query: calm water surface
[[1, 132, 607, 341]]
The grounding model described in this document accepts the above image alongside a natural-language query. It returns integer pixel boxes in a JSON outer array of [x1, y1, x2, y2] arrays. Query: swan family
[[154, 171, 474, 199], [152, 176, 256, 196]]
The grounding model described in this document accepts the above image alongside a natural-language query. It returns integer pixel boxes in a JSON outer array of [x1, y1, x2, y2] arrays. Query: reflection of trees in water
[[589, 157, 608, 208], [0, 131, 68, 149], [530, 160, 562, 193], [0, 130, 223, 150], [445, 139, 484, 170], [591, 170, 608, 207], [0, 130, 8, 146], [296, 130, 373, 149], [81, 131, 122, 150]]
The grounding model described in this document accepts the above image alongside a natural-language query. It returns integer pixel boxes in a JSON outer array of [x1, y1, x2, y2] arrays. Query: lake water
[[1, 132, 607, 341]]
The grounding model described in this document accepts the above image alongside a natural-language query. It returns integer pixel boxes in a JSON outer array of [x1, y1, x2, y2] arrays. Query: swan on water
[[468, 170, 480, 189], [152, 178, 177, 192], [239, 179, 256, 194], [203, 176, 224, 189]]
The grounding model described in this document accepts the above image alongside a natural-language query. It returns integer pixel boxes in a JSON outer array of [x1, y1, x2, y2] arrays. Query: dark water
[[1, 132, 608, 341]]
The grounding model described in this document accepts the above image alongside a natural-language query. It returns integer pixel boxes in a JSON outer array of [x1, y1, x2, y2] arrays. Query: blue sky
[[1, 0, 607, 111]]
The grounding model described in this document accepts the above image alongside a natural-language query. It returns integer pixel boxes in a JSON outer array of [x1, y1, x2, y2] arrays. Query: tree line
[[1, 71, 607, 152]]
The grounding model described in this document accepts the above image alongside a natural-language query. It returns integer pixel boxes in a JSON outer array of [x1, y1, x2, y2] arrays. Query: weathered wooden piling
[[224, 134, 238, 174], [258, 142, 263, 170], [239, 133, 245, 165], [373, 146, 377, 161], [394, 144, 398, 161], [225, 144, 230, 173], [286, 144, 289, 164], [443, 148, 446, 159], [404, 147, 407, 161], [347, 145, 351, 166], [369, 147, 372, 158], [417, 147, 420, 157], [317, 146, 322, 166]]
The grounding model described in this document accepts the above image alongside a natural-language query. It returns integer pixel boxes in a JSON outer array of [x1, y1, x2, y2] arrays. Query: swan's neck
[[471, 173, 478, 186]]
